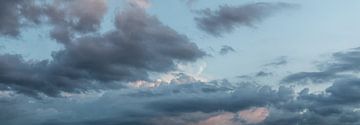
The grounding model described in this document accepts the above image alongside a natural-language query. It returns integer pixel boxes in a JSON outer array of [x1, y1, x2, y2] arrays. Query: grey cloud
[[260, 107, 360, 125], [264, 56, 288, 67], [256, 71, 273, 77], [281, 71, 338, 84], [255, 84, 360, 125], [0, 0, 107, 43], [0, 0, 43, 36], [260, 77, 360, 125], [299, 78, 360, 105], [195, 2, 295, 36], [0, 7, 205, 97], [44, 0, 108, 44], [146, 83, 293, 114], [1, 78, 360, 125], [283, 47, 360, 84], [219, 45, 235, 55], [0, 81, 293, 125]]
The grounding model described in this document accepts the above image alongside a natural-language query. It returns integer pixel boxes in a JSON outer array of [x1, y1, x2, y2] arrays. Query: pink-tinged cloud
[[128, 0, 151, 9], [238, 107, 269, 124], [148, 107, 269, 125], [196, 112, 236, 125], [192, 107, 269, 125]]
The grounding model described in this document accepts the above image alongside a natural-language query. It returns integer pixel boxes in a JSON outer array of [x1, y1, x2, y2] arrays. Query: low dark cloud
[[0, 81, 292, 125], [195, 2, 295, 36], [2, 77, 360, 125], [45, 0, 108, 44], [261, 78, 360, 125], [146, 84, 292, 114]]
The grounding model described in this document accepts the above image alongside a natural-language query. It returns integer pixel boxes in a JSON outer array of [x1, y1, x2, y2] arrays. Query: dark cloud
[[256, 71, 273, 77], [0, 0, 107, 43], [281, 71, 338, 84], [0, 81, 293, 125], [299, 78, 360, 105], [195, 2, 295, 36], [1, 77, 360, 125], [264, 56, 288, 67], [260, 79, 360, 125], [44, 0, 108, 44], [0, 0, 43, 36], [283, 47, 360, 84], [219, 45, 235, 55], [146, 84, 292, 114], [274, 47, 360, 124], [0, 6, 205, 97]]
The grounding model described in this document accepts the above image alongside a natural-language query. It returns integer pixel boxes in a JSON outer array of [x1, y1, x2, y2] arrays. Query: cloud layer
[[1, 77, 360, 125]]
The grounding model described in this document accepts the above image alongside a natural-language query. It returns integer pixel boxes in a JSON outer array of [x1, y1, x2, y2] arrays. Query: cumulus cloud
[[0, 3, 205, 97], [195, 2, 295, 36], [45, 0, 108, 44], [0, 0, 43, 36]]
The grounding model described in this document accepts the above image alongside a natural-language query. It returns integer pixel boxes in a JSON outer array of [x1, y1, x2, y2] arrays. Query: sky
[[1, 0, 360, 125]]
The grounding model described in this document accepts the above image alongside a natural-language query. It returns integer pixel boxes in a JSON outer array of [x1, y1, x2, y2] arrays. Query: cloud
[[263, 56, 288, 67], [238, 107, 269, 124], [0, 5, 205, 97], [145, 83, 293, 114], [1, 78, 360, 125], [0, 81, 285, 125], [282, 47, 360, 84], [195, 112, 237, 125], [151, 107, 269, 125], [255, 71, 273, 77], [219, 45, 235, 55], [259, 80, 360, 125], [0, 0, 43, 36], [195, 2, 295, 36], [128, 0, 151, 9], [281, 71, 338, 84], [0, 0, 108, 43], [45, 0, 108, 44], [1, 1, 360, 125]]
